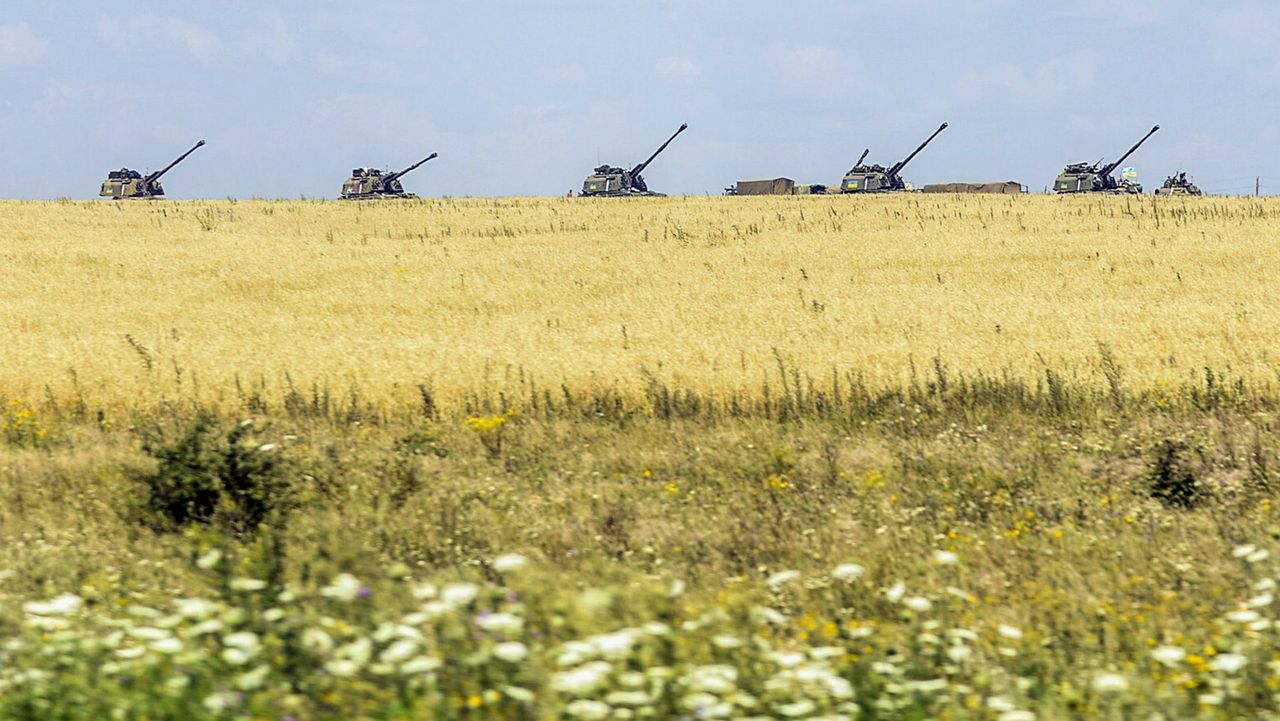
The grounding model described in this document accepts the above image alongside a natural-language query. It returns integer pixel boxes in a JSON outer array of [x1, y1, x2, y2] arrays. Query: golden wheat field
[[2, 195, 1278, 406]]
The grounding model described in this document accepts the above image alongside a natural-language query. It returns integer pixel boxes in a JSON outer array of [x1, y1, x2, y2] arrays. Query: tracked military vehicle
[[99, 140, 205, 199], [581, 124, 688, 197], [841, 123, 948, 193], [340, 153, 438, 200], [1155, 171, 1202, 196], [1054, 126, 1159, 194]]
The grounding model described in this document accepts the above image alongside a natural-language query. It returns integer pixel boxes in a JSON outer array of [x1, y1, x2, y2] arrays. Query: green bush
[[136, 415, 293, 534]]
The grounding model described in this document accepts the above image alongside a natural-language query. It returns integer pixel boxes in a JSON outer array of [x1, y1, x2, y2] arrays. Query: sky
[[2, 1, 1279, 198]]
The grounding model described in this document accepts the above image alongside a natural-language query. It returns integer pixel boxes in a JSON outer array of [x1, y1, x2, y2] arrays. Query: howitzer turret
[[99, 140, 205, 200], [1054, 125, 1159, 194], [581, 123, 688, 197], [1155, 170, 1203, 196], [841, 123, 948, 193], [340, 152, 438, 200]]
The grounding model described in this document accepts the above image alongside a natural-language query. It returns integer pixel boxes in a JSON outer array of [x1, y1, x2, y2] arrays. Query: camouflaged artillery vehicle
[[840, 123, 948, 193], [581, 124, 688, 197], [340, 153, 438, 200], [1155, 171, 1203, 196], [1054, 126, 1159, 194], [99, 140, 205, 199]]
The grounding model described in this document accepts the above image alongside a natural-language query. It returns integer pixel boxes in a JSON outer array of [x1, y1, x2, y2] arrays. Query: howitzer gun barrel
[[888, 123, 947, 178], [145, 140, 205, 184], [630, 123, 688, 177], [849, 148, 870, 173], [384, 152, 439, 183], [1100, 125, 1159, 177]]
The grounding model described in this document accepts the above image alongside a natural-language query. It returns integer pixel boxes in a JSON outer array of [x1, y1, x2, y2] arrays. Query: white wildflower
[[885, 582, 906, 603], [440, 582, 479, 608], [325, 659, 359, 677], [566, 699, 611, 720], [23, 594, 83, 617], [235, 665, 270, 691], [997, 624, 1024, 640], [196, 549, 223, 569], [494, 641, 529, 663], [766, 570, 801, 588], [832, 563, 865, 581], [552, 661, 613, 695], [321, 573, 363, 602], [1092, 672, 1130, 693], [1227, 609, 1261, 624], [221, 647, 255, 666], [502, 685, 536, 703], [591, 629, 637, 659], [411, 583, 438, 601], [202, 690, 239, 712], [933, 550, 959, 565], [401, 655, 442, 674], [173, 598, 218, 618], [229, 577, 267, 592], [476, 612, 523, 634], [606, 690, 652, 706], [1211, 653, 1247, 674], [775, 700, 817, 717], [302, 627, 333, 655], [1249, 549, 1271, 564], [223, 631, 260, 650], [1152, 646, 1186, 666], [1198, 693, 1223, 706], [754, 606, 787, 625], [1233, 544, 1258, 558], [150, 637, 183, 654], [987, 696, 1016, 712], [493, 553, 529, 573], [998, 711, 1036, 721], [379, 639, 419, 665], [128, 626, 172, 642], [1248, 592, 1274, 608], [903, 596, 932, 613], [946, 645, 972, 663]]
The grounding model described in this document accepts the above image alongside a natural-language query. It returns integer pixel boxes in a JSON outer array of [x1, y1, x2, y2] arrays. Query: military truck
[[1154, 171, 1202, 196], [581, 124, 688, 197], [99, 140, 205, 199], [1054, 126, 1159, 194], [340, 153, 438, 200], [724, 178, 827, 196], [841, 123, 948, 193], [921, 181, 1026, 194]]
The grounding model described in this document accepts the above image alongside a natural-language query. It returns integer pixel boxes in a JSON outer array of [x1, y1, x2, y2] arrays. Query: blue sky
[[2, 1, 1278, 198]]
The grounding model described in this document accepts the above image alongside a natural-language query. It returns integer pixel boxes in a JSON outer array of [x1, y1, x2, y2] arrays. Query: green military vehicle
[[1053, 126, 1159, 194], [1154, 171, 1202, 196], [99, 140, 205, 199], [340, 153, 438, 200], [581, 124, 688, 197], [841, 123, 948, 193]]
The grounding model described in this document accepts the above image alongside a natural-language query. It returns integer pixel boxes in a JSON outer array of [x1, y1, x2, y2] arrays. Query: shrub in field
[[1148, 438, 1205, 508], [136, 415, 292, 534]]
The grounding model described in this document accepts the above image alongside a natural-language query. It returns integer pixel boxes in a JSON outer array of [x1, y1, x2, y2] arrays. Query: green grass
[[2, 367, 1280, 719]]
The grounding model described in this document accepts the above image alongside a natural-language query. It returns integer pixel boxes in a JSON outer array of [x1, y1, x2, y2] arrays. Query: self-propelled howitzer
[[1054, 125, 1159, 194], [340, 153, 438, 200], [99, 140, 205, 200], [581, 123, 688, 197], [841, 123, 948, 193]]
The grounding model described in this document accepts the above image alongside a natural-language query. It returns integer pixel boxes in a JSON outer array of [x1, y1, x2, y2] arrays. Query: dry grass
[[3, 195, 1278, 409]]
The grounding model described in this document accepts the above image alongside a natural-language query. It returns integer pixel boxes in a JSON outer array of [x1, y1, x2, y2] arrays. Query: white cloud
[[655, 56, 701, 80], [32, 81, 155, 117], [98, 15, 222, 62], [956, 53, 1098, 107], [769, 43, 852, 97], [0, 23, 48, 68]]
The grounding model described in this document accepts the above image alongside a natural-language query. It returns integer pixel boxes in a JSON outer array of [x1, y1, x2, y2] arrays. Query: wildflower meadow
[[3, 195, 1280, 719]]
